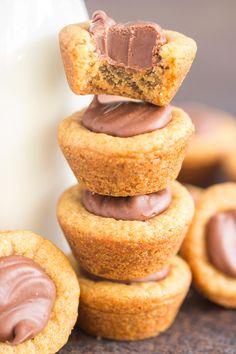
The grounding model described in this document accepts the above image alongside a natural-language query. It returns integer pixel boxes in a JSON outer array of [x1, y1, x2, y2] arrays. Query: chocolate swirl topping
[[89, 10, 167, 70], [82, 95, 172, 137], [81, 187, 172, 221], [206, 210, 236, 278], [0, 255, 56, 345]]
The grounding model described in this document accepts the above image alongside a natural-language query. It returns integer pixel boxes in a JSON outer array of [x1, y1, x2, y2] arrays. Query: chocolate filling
[[81, 187, 172, 221], [82, 95, 172, 137], [0, 255, 56, 345], [89, 10, 167, 71], [206, 209, 236, 278], [81, 266, 170, 284]]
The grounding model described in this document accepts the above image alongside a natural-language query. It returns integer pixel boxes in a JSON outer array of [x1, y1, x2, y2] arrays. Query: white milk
[[0, 0, 90, 251]]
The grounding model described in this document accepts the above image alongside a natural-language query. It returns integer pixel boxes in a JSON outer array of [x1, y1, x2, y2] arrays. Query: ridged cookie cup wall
[[57, 181, 194, 280], [0, 230, 79, 354], [58, 107, 194, 196], [77, 257, 191, 341], [59, 23, 197, 106]]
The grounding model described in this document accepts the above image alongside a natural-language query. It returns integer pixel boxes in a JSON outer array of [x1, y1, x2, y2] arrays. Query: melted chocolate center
[[81, 266, 170, 284], [0, 255, 56, 345], [82, 95, 172, 137], [81, 187, 172, 221], [89, 10, 167, 70], [206, 209, 236, 277]]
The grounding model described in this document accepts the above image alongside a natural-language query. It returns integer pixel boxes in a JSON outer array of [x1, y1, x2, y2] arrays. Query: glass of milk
[[0, 0, 90, 251]]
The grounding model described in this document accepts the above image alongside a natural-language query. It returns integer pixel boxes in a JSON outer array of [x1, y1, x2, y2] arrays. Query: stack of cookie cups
[[57, 10, 197, 340]]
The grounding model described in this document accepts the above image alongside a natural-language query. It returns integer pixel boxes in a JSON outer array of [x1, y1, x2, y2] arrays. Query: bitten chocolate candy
[[89, 10, 167, 70]]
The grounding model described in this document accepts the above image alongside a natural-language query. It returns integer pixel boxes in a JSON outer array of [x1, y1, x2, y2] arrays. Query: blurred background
[[86, 0, 236, 114]]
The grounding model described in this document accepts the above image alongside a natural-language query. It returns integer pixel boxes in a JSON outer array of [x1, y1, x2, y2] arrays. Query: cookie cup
[[59, 22, 197, 106], [77, 256, 191, 340], [181, 183, 236, 308], [57, 181, 194, 281], [179, 111, 236, 185], [0, 230, 80, 354], [58, 107, 194, 196]]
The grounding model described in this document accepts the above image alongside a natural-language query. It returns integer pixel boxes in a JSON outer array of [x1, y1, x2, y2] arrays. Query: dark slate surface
[[59, 289, 236, 354]]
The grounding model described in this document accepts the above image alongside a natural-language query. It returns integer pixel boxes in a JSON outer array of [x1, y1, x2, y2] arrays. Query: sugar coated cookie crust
[[182, 183, 236, 308], [59, 22, 197, 106], [57, 181, 194, 280], [0, 230, 80, 354], [77, 256, 191, 340], [58, 106, 194, 196]]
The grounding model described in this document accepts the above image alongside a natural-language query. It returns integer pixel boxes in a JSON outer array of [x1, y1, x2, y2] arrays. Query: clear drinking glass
[[0, 0, 90, 251]]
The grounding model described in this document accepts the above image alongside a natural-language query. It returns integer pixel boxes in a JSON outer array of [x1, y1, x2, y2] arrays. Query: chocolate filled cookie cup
[[182, 183, 236, 308], [59, 11, 197, 106], [58, 105, 194, 196], [77, 256, 191, 341], [57, 181, 194, 280], [178, 104, 236, 186], [0, 230, 79, 354]]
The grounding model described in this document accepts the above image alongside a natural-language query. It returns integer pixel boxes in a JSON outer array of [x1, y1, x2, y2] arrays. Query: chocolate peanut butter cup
[[82, 95, 172, 137], [77, 256, 191, 340], [81, 187, 172, 221], [182, 183, 236, 308], [80, 265, 170, 284], [59, 10, 197, 106], [0, 230, 79, 354], [89, 10, 167, 71], [58, 102, 194, 196], [0, 255, 56, 346], [206, 210, 236, 278], [57, 181, 194, 280]]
